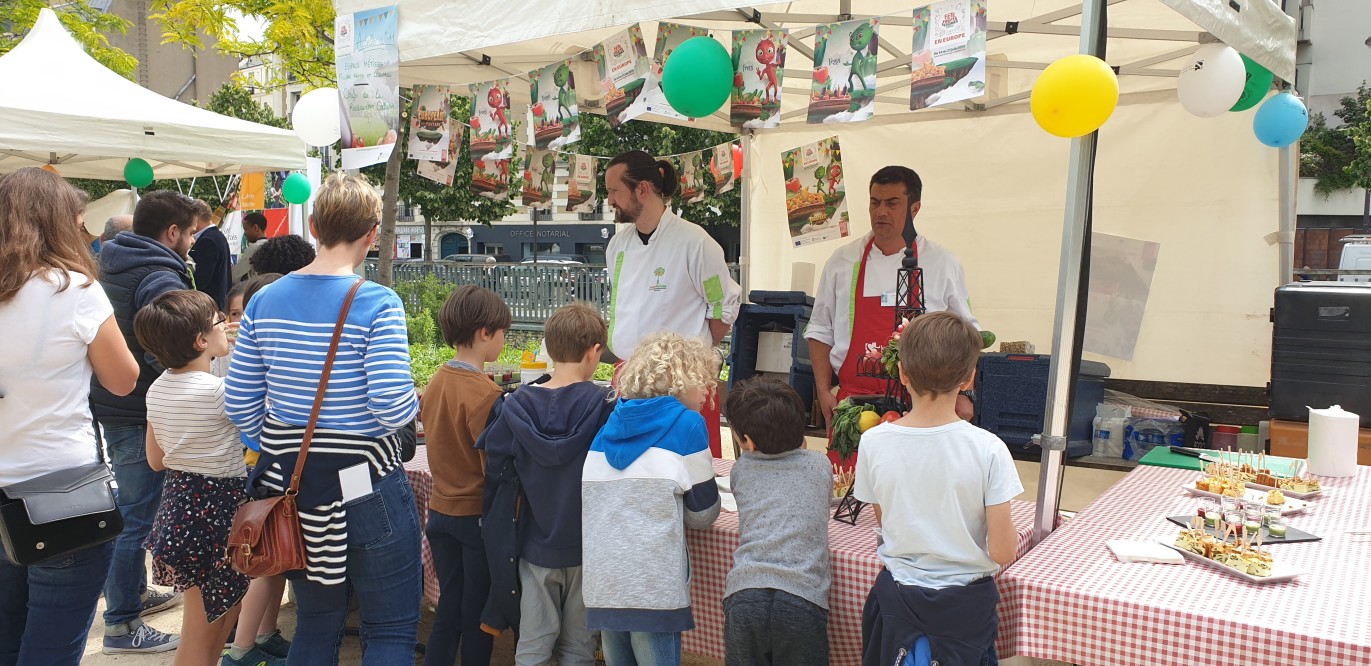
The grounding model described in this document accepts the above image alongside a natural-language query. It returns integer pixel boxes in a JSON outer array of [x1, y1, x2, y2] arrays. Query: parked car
[[444, 253, 511, 263], [520, 253, 588, 265]]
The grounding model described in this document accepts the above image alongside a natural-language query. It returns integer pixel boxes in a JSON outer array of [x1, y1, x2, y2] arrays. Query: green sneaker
[[221, 645, 286, 666]]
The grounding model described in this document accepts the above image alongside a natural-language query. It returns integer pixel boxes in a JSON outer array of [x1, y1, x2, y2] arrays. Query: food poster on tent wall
[[469, 79, 515, 161], [678, 151, 707, 204], [808, 18, 880, 124], [731, 29, 787, 128], [711, 143, 735, 194], [522, 149, 555, 209], [529, 59, 581, 150], [909, 0, 988, 110], [335, 5, 400, 169], [630, 22, 710, 121], [565, 154, 599, 213], [407, 85, 452, 161], [782, 137, 849, 247], [594, 24, 651, 127], [472, 157, 512, 201], [417, 119, 465, 186]]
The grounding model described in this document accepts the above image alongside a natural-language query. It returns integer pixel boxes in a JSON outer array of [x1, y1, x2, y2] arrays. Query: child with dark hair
[[722, 377, 833, 666], [133, 290, 251, 665], [247, 234, 315, 277], [421, 285, 512, 666]]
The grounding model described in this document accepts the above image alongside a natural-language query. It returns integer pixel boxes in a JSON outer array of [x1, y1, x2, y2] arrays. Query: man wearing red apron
[[805, 166, 979, 443]]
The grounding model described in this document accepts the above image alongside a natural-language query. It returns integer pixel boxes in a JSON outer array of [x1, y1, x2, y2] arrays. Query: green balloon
[[282, 172, 312, 204], [661, 37, 733, 118], [123, 158, 154, 188], [1230, 55, 1274, 112]]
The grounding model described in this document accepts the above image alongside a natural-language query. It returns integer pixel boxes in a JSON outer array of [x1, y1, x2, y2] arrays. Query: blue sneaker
[[103, 620, 180, 654], [140, 588, 182, 617], [221, 645, 287, 666], [256, 630, 292, 658]]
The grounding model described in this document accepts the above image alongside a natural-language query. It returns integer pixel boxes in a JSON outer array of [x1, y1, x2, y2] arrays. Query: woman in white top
[[0, 167, 139, 666]]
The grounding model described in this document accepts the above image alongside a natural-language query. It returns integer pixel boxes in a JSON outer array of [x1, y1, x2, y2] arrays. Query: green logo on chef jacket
[[649, 266, 667, 292]]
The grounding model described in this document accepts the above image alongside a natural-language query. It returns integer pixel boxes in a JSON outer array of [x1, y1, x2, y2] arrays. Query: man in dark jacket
[[188, 199, 232, 310], [92, 190, 198, 654]]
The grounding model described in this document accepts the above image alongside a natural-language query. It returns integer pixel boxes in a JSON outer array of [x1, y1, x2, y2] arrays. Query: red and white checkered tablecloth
[[685, 459, 1037, 666], [402, 447, 441, 608], [997, 465, 1371, 666]]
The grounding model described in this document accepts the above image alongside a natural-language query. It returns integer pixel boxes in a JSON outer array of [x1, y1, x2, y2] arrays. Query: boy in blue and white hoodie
[[582, 332, 722, 666]]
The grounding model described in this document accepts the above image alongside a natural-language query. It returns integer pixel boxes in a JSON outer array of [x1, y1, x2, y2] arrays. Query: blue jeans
[[286, 469, 422, 666], [101, 424, 165, 627], [0, 540, 115, 666], [424, 512, 492, 666], [601, 631, 681, 666]]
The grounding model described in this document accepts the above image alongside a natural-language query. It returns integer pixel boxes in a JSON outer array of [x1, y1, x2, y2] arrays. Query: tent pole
[[1278, 144, 1296, 283], [740, 131, 752, 300], [1032, 0, 1106, 545]]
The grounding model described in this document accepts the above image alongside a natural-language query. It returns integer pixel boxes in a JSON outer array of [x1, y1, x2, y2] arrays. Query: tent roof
[[338, 0, 1294, 134], [0, 9, 307, 180]]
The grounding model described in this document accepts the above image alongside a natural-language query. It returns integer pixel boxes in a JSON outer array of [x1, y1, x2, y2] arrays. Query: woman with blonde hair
[[581, 332, 722, 666], [225, 172, 420, 665], [0, 167, 139, 665]]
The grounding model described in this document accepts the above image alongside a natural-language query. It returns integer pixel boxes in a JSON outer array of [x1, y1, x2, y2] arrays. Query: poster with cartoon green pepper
[[529, 59, 581, 150], [781, 136, 849, 247], [678, 151, 706, 204], [731, 29, 787, 129], [522, 149, 555, 209], [807, 19, 880, 124], [468, 79, 514, 161], [594, 24, 651, 127], [909, 0, 988, 110]]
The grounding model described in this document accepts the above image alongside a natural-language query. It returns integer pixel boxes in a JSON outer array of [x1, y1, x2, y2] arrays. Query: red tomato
[[882, 411, 902, 423]]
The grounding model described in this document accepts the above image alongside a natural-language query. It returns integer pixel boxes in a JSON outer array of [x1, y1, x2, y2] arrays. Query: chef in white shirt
[[805, 166, 978, 427], [603, 150, 742, 457]]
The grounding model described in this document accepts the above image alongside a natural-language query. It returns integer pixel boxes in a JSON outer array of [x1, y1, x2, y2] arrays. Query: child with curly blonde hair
[[582, 332, 722, 666]]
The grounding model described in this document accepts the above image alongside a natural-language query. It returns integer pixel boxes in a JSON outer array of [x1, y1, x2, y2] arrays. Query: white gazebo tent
[[0, 9, 307, 179], [339, 0, 1297, 535]]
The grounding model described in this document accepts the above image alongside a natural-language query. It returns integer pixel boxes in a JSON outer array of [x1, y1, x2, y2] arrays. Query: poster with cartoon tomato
[[529, 59, 581, 150], [781, 136, 848, 247], [469, 79, 515, 161], [335, 5, 400, 169], [909, 0, 988, 111], [731, 29, 787, 129], [472, 156, 512, 202], [807, 19, 880, 124], [593, 25, 651, 127], [522, 149, 555, 209]]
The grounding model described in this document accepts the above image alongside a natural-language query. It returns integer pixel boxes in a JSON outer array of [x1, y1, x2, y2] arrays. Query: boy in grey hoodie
[[723, 377, 833, 666]]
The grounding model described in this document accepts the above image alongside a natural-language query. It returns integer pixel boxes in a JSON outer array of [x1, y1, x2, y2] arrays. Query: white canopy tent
[[0, 9, 307, 180], [339, 0, 1297, 536]]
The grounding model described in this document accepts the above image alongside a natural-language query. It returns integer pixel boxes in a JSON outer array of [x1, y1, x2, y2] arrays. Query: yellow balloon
[[1030, 54, 1120, 138]]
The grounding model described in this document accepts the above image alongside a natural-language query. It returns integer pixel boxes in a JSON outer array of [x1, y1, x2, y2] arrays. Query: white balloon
[[1178, 44, 1245, 118], [291, 88, 342, 147]]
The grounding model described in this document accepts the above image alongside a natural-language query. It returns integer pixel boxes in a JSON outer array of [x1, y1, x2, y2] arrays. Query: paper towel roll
[[1308, 405, 1360, 477]]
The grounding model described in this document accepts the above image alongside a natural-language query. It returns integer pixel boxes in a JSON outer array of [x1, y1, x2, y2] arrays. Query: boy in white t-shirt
[[853, 312, 1022, 666]]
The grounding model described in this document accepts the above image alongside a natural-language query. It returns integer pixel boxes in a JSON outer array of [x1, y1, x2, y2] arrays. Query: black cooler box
[[1270, 282, 1371, 426]]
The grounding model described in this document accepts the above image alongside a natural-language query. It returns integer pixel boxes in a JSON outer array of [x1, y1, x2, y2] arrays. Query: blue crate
[[973, 353, 1110, 457], [729, 302, 815, 418]]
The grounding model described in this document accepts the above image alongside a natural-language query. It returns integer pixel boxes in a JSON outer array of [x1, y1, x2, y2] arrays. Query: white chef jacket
[[606, 210, 742, 358], [804, 232, 978, 371]]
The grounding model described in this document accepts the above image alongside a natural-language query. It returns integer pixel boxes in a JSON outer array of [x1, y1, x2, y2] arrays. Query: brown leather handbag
[[226, 278, 365, 578]]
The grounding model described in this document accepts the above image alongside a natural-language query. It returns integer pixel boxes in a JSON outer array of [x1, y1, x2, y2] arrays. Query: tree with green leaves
[[151, 0, 335, 88], [0, 0, 137, 77], [1299, 84, 1371, 232]]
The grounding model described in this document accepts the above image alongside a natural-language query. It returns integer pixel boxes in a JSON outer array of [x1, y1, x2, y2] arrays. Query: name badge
[[880, 292, 897, 307]]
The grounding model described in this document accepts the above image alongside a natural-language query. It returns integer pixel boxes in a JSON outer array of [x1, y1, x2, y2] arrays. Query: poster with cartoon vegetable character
[[731, 29, 787, 129], [416, 119, 465, 186], [678, 151, 707, 204], [565, 154, 599, 213], [909, 0, 988, 110], [407, 85, 452, 161], [472, 156, 512, 201], [594, 25, 651, 127], [335, 5, 400, 169], [521, 149, 555, 209], [468, 79, 514, 161], [529, 59, 581, 150], [711, 143, 735, 194], [781, 136, 849, 247], [807, 19, 880, 124], [629, 22, 710, 121]]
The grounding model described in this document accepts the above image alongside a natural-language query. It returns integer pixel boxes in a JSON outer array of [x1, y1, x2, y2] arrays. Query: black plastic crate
[[1271, 282, 1371, 426], [729, 302, 815, 418], [974, 353, 1110, 457]]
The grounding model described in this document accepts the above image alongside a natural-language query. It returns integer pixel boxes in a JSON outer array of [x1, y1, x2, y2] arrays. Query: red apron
[[829, 237, 919, 470]]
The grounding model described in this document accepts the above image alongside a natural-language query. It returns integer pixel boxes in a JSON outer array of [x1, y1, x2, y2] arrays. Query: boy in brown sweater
[[420, 285, 511, 666]]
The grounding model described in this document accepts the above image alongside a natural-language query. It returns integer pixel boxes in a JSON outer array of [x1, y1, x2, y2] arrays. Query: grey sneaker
[[140, 588, 182, 617], [221, 645, 287, 666], [103, 621, 180, 654]]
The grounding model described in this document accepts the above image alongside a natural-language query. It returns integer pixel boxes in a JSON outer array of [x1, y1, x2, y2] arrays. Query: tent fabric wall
[[745, 90, 1278, 386]]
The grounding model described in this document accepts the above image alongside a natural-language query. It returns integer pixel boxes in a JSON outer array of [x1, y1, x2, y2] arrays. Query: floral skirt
[[144, 470, 249, 623]]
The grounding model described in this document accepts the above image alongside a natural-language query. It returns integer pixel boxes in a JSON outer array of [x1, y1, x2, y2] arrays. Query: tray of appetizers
[[1244, 475, 1322, 500], [1158, 523, 1306, 583], [1181, 484, 1309, 514]]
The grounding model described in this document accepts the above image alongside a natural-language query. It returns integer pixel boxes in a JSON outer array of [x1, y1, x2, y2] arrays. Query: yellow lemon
[[858, 411, 882, 433]]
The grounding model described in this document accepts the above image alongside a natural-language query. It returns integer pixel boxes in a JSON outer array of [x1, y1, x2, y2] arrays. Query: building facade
[[95, 0, 237, 106]]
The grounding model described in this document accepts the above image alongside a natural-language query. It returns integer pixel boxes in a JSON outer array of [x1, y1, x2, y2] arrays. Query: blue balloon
[[1252, 92, 1308, 148]]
